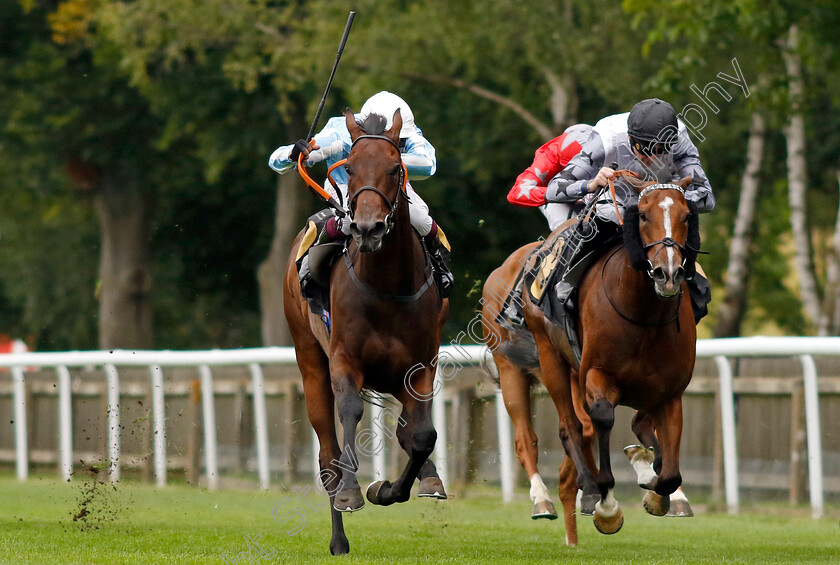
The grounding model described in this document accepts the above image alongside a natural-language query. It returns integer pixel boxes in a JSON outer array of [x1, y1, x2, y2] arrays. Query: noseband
[[346, 134, 408, 235]]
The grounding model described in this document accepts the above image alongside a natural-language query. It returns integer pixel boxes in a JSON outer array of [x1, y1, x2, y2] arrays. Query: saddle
[[295, 209, 345, 325]]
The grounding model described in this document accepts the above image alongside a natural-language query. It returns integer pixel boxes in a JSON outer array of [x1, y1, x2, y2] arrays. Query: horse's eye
[[344, 164, 353, 176], [389, 165, 401, 176], [639, 212, 647, 222]]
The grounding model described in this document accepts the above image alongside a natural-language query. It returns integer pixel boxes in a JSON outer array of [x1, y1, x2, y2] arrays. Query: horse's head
[[344, 109, 407, 253], [623, 175, 701, 298]]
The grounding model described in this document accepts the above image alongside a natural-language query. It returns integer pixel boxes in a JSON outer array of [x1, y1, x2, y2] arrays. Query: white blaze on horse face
[[658, 196, 676, 271]]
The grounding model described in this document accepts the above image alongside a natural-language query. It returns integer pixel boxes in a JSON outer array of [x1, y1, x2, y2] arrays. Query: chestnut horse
[[284, 110, 448, 555], [482, 175, 698, 545]]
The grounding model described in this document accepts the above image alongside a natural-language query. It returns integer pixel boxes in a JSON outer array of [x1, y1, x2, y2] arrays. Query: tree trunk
[[782, 24, 821, 328], [258, 169, 305, 346], [543, 67, 577, 133], [818, 169, 840, 335], [714, 112, 765, 337], [95, 180, 154, 349]]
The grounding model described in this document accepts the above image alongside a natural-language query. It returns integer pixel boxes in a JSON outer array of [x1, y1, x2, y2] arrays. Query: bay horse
[[481, 175, 698, 545], [283, 109, 448, 555]]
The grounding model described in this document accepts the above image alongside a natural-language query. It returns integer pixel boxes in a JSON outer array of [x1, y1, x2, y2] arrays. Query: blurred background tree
[[0, 0, 838, 350]]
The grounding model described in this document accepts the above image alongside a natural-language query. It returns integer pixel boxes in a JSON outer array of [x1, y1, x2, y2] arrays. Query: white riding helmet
[[359, 91, 416, 139]]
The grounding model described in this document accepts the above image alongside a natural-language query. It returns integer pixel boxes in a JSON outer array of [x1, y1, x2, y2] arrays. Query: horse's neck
[[354, 207, 425, 293]]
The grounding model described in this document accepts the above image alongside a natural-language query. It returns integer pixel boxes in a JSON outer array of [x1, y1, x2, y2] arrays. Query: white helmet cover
[[359, 91, 415, 138]]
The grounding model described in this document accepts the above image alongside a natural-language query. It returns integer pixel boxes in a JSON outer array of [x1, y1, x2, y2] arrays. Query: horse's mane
[[356, 112, 389, 135], [622, 200, 700, 278]]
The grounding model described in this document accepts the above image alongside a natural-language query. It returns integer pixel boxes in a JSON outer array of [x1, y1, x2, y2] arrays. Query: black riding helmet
[[627, 98, 678, 155]]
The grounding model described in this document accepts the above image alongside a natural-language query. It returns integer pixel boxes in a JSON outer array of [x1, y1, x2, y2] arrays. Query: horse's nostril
[[674, 266, 686, 284], [349, 222, 362, 238], [652, 267, 667, 283], [370, 221, 387, 240]]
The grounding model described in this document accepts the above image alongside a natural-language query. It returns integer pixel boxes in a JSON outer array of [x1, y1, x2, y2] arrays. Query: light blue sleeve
[[268, 117, 353, 174], [401, 129, 436, 179]]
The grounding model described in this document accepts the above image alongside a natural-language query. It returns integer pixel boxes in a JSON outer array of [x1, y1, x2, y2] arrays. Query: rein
[[602, 246, 683, 330]]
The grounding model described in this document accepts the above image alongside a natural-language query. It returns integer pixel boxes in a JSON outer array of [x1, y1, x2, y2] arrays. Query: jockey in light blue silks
[[269, 91, 453, 297]]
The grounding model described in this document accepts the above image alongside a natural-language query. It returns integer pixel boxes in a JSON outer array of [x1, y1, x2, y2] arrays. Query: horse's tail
[[496, 327, 541, 376]]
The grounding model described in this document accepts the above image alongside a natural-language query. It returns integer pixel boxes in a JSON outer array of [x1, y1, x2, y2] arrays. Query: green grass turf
[[0, 474, 838, 564]]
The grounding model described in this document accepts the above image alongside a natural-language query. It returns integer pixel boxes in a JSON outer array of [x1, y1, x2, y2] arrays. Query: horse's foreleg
[[368, 390, 437, 506], [331, 372, 366, 513], [649, 396, 684, 497], [585, 368, 623, 535], [628, 410, 691, 517], [626, 411, 660, 489], [498, 356, 557, 519]]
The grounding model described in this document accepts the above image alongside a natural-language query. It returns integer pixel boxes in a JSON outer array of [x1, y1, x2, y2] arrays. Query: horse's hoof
[[579, 493, 599, 516], [366, 480, 391, 506], [531, 500, 558, 520], [418, 477, 448, 499], [333, 488, 365, 512], [329, 537, 350, 555], [666, 498, 694, 517], [642, 490, 670, 516], [593, 504, 624, 535]]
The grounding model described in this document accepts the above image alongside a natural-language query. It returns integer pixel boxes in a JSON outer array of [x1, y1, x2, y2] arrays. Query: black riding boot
[[424, 228, 453, 299], [687, 271, 712, 324]]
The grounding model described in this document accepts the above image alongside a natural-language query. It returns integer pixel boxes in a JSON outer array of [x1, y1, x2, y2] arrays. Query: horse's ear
[[386, 109, 402, 144], [676, 175, 692, 190], [345, 109, 362, 141]]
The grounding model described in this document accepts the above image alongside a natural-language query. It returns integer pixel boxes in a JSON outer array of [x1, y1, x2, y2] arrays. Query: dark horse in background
[[284, 109, 448, 555], [482, 175, 699, 545]]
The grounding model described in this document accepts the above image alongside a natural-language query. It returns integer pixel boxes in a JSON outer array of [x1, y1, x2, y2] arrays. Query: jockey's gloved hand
[[289, 139, 311, 163]]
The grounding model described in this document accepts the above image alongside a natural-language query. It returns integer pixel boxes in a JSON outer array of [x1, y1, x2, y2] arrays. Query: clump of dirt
[[70, 461, 122, 531]]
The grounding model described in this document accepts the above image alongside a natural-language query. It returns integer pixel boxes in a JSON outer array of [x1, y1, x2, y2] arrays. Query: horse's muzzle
[[350, 220, 387, 253], [651, 264, 686, 298]]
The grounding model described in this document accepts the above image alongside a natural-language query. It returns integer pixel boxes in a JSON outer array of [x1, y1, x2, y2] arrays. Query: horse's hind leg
[[285, 287, 350, 553], [526, 316, 599, 507], [585, 368, 623, 535], [497, 356, 557, 519], [558, 455, 579, 546], [296, 347, 349, 554], [367, 371, 437, 506]]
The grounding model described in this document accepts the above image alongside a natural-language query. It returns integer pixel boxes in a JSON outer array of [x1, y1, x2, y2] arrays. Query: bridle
[[342, 134, 408, 236], [336, 134, 434, 303], [636, 183, 694, 279]]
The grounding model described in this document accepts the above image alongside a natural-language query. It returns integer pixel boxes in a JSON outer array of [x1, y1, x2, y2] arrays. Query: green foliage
[[1, 0, 839, 346]]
